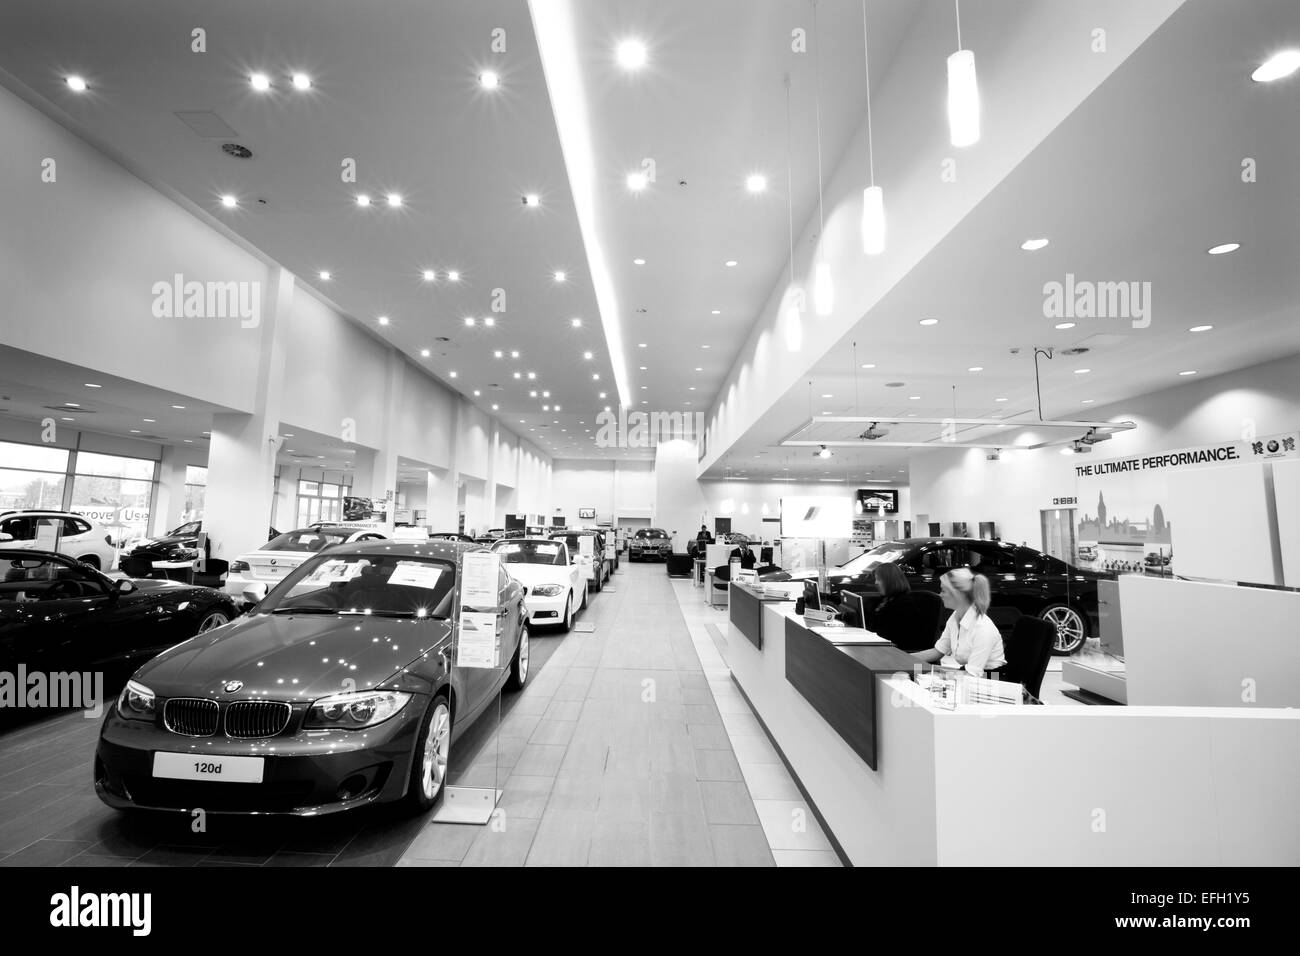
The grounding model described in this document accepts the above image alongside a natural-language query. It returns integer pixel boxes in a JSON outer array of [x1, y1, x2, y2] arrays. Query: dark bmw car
[[1, 549, 236, 680], [799, 538, 1111, 655], [95, 540, 529, 816], [628, 528, 672, 561], [120, 521, 277, 578]]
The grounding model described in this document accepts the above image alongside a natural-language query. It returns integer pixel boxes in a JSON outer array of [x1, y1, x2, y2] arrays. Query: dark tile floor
[[0, 561, 772, 867]]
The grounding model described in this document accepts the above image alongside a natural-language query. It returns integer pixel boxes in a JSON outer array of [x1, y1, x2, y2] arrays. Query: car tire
[[592, 572, 602, 593], [560, 596, 574, 633], [1040, 603, 1088, 655], [505, 623, 530, 691], [406, 693, 452, 813], [580, 585, 588, 610], [196, 609, 230, 633], [78, 554, 101, 570]]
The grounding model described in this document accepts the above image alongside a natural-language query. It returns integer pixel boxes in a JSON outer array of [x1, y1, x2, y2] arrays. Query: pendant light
[[860, 0, 885, 255], [783, 74, 803, 352], [811, 0, 833, 315], [947, 0, 980, 147]]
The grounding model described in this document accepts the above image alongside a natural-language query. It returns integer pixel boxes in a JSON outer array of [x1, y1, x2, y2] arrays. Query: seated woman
[[861, 563, 931, 652], [912, 568, 1005, 677]]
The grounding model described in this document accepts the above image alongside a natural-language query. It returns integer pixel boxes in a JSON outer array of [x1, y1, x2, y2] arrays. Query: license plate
[[152, 752, 265, 783]]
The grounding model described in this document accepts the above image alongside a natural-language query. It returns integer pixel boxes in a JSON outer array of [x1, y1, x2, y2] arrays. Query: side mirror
[[0, 532, 12, 542], [115, 579, 136, 595], [242, 582, 269, 605]]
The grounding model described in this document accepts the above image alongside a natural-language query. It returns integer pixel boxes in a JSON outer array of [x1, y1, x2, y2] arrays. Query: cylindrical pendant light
[[812, 0, 833, 316], [783, 75, 803, 352], [947, 1, 980, 147], [861, 0, 886, 254], [813, 261, 834, 315]]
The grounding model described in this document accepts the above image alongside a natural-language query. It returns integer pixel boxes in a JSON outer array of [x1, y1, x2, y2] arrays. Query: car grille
[[163, 698, 220, 737], [224, 701, 292, 739]]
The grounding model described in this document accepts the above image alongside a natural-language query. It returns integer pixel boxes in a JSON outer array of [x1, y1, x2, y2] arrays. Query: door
[[1040, 508, 1076, 563]]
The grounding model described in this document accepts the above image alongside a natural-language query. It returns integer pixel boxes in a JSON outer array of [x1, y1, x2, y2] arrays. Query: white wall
[[909, 353, 1300, 549], [550, 458, 655, 524]]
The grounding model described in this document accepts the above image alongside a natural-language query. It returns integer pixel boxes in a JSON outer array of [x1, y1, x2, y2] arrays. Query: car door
[[908, 544, 963, 592], [497, 564, 524, 676], [966, 542, 1035, 618], [0, 516, 36, 552]]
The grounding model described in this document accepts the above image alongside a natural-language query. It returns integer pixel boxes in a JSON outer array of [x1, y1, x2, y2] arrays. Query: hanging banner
[[1072, 431, 1298, 479], [457, 550, 501, 669]]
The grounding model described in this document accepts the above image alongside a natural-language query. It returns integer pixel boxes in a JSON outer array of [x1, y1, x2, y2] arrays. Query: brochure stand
[[432, 549, 504, 826]]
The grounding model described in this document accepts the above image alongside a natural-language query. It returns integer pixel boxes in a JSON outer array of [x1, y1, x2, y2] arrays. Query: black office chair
[[987, 605, 1023, 635], [911, 591, 947, 642], [999, 616, 1055, 700]]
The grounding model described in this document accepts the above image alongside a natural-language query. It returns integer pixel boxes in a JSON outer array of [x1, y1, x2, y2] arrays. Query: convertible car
[[788, 538, 1111, 654], [224, 526, 388, 604], [95, 540, 529, 816], [0, 549, 236, 680], [493, 537, 586, 631], [120, 521, 278, 578]]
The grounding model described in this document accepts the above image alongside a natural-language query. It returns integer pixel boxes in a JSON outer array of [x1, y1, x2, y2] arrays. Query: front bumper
[[630, 545, 670, 559], [523, 590, 568, 626], [94, 697, 427, 816]]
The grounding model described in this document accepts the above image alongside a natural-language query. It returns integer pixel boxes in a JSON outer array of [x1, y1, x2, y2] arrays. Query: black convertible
[[119, 521, 278, 578], [0, 549, 237, 681]]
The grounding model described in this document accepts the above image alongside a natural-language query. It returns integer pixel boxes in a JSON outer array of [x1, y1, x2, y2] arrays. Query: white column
[[152, 445, 189, 536]]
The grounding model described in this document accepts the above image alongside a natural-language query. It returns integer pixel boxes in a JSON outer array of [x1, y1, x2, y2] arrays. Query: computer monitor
[[802, 579, 822, 612], [840, 591, 865, 630]]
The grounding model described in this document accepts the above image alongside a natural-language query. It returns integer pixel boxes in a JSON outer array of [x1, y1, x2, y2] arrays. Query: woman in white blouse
[[913, 568, 1006, 677]]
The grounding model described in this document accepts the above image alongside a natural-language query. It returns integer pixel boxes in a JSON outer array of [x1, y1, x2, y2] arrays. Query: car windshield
[[263, 529, 352, 552], [636, 529, 668, 539], [0, 554, 106, 602], [494, 540, 566, 566], [258, 552, 456, 619], [839, 542, 909, 575], [168, 521, 201, 536]]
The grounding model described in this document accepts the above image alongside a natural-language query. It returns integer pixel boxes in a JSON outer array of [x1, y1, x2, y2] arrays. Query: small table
[[151, 559, 198, 584], [693, 558, 705, 588]]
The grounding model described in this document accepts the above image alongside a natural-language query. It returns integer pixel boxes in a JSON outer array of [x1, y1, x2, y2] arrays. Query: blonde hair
[[943, 568, 991, 616]]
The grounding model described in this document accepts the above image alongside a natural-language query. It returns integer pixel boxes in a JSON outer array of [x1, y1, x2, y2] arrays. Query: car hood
[[127, 578, 202, 594], [127, 534, 196, 555], [135, 612, 452, 699], [504, 563, 571, 587]]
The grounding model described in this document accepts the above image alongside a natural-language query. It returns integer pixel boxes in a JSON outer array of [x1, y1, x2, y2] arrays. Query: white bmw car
[[225, 526, 388, 604], [493, 537, 586, 632]]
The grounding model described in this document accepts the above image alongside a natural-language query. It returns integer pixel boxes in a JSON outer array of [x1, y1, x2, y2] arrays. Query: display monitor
[[802, 579, 822, 612], [840, 590, 866, 630]]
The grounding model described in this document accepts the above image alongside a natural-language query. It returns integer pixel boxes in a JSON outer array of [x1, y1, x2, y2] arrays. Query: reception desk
[[726, 591, 1300, 866]]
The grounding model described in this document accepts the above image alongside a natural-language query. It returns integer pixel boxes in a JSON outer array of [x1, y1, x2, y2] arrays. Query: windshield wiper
[[268, 606, 339, 615], [338, 609, 421, 619]]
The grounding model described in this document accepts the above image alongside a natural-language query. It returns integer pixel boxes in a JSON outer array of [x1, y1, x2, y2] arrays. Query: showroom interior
[[0, 0, 1297, 872]]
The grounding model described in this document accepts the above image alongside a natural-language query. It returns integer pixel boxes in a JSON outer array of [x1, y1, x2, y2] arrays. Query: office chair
[[999, 616, 1056, 701], [910, 590, 947, 641], [986, 605, 1023, 635]]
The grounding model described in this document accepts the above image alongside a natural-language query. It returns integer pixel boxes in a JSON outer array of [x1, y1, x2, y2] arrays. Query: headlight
[[531, 584, 563, 597], [116, 680, 155, 720], [230, 560, 250, 573], [304, 690, 412, 729], [174, 548, 200, 560]]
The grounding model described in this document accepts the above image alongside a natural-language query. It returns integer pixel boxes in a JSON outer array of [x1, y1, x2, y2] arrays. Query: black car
[[800, 538, 1111, 655], [430, 532, 476, 543], [95, 540, 529, 816], [120, 521, 278, 578], [549, 529, 611, 591], [629, 528, 672, 561], [1, 549, 237, 683]]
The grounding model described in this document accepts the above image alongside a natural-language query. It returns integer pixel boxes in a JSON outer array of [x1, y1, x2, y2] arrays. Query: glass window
[[321, 483, 339, 498], [298, 480, 320, 496], [966, 543, 1018, 573], [294, 477, 347, 528], [0, 441, 69, 512], [185, 465, 208, 485], [0, 441, 69, 472], [74, 451, 154, 481]]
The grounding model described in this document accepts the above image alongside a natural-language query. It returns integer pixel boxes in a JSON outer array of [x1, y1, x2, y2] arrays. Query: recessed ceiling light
[[968, 366, 983, 372], [447, 270, 460, 282], [524, 193, 540, 207], [592, 373, 600, 381], [464, 317, 476, 327], [919, 318, 939, 326], [599, 392, 607, 399], [995, 397, 1008, 402], [84, 383, 101, 388], [554, 405, 561, 411], [375, 315, 390, 327], [479, 70, 500, 89], [63, 402, 79, 408], [473, 389, 481, 397], [1020, 238, 1049, 251], [1207, 242, 1240, 255], [1178, 370, 1198, 376], [1081, 399, 1095, 405], [356, 194, 371, 207], [510, 350, 520, 359], [701, 345, 710, 350], [66, 75, 87, 92], [143, 418, 156, 423], [1189, 325, 1213, 333], [183, 439, 194, 444], [821, 393, 833, 398], [633, 258, 646, 265], [1252, 50, 1300, 82], [908, 395, 921, 400], [319, 270, 331, 280], [250, 73, 271, 91], [626, 172, 649, 191], [694, 367, 703, 372], [711, 310, 721, 315], [422, 269, 436, 281], [543, 390, 551, 398], [130, 429, 140, 434], [450, 371, 458, 379], [553, 270, 567, 283], [529, 390, 538, 398], [1074, 368, 1090, 374], [1055, 322, 1076, 330], [484, 317, 495, 327], [171, 404, 186, 410], [220, 195, 237, 208], [527, 371, 536, 380], [291, 73, 311, 90], [513, 372, 522, 379], [493, 350, 503, 358], [386, 194, 402, 208], [640, 386, 647, 390], [745, 174, 767, 194], [616, 39, 648, 70], [420, 349, 430, 358], [491, 404, 499, 411]]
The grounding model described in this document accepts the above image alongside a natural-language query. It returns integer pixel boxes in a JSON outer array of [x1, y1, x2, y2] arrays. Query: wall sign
[[578, 507, 596, 520], [1073, 431, 1298, 478], [1052, 497, 1078, 506]]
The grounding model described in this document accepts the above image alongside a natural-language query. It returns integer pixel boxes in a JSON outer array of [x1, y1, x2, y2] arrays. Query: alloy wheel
[[421, 701, 451, 800], [198, 611, 229, 633], [518, 625, 530, 684], [1043, 606, 1085, 653]]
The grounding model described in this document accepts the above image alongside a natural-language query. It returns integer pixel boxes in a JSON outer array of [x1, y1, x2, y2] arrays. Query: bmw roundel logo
[[223, 680, 243, 693]]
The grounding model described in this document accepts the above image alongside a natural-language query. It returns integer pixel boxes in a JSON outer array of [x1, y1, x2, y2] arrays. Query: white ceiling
[[706, 0, 1300, 481]]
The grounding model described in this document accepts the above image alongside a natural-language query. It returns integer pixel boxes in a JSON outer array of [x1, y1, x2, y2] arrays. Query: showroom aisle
[[397, 561, 826, 866]]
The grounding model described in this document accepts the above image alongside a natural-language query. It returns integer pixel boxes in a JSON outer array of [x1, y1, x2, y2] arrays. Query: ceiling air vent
[[173, 110, 239, 138], [884, 382, 906, 388], [1061, 347, 1090, 356], [222, 143, 253, 159]]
